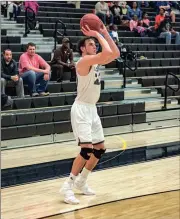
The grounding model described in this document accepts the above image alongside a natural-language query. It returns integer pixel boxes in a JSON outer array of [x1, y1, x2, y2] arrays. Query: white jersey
[[75, 63, 101, 105]]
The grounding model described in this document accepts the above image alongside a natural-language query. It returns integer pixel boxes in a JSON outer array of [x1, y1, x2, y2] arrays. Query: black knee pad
[[80, 148, 93, 160], [93, 149, 106, 159]]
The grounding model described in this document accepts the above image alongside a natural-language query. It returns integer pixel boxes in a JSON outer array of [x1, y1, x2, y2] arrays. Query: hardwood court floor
[[2, 127, 179, 169], [1, 156, 179, 219], [48, 190, 180, 219]]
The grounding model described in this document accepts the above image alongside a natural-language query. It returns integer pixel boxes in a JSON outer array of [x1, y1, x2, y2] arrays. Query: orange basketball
[[80, 13, 103, 32]]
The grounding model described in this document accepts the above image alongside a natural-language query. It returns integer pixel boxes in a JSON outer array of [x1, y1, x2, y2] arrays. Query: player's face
[[27, 46, 36, 56], [84, 39, 96, 55], [4, 50, 12, 62]]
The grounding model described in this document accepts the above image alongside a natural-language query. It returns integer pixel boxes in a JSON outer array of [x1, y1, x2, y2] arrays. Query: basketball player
[[60, 24, 120, 204]]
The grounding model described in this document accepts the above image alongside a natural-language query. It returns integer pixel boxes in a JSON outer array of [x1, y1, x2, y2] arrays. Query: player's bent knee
[[93, 148, 106, 159], [80, 147, 93, 160]]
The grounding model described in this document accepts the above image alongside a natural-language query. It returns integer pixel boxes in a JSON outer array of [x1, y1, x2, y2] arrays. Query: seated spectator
[[141, 12, 150, 27], [1, 94, 13, 111], [138, 1, 149, 8], [157, 16, 180, 44], [141, 12, 154, 36], [110, 1, 122, 24], [13, 1, 22, 20], [95, 1, 113, 25], [109, 24, 119, 44], [118, 1, 130, 8], [50, 37, 76, 82], [130, 15, 147, 37], [128, 1, 142, 20], [121, 1, 131, 21], [156, 1, 175, 22], [154, 8, 165, 30], [1, 49, 24, 98], [19, 42, 51, 97]]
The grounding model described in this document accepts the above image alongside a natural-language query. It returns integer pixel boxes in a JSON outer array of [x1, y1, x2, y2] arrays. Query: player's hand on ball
[[81, 25, 99, 37], [99, 23, 109, 36]]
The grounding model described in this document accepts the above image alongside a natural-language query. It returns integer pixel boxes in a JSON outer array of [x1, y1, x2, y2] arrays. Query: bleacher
[[1, 1, 180, 147]]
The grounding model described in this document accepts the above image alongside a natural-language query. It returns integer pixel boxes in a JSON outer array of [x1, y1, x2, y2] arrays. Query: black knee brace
[[80, 148, 93, 160], [93, 149, 106, 159]]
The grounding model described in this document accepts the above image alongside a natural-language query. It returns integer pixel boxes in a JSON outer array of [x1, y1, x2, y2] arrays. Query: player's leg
[[60, 103, 92, 204], [74, 109, 105, 195]]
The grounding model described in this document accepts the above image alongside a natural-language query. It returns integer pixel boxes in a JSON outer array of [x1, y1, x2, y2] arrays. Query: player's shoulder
[[76, 55, 92, 66]]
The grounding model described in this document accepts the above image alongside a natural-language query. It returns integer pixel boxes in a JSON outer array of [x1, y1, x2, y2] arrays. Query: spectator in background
[[119, 1, 131, 27], [154, 8, 165, 30], [118, 1, 128, 8], [128, 1, 142, 20], [7, 1, 17, 20], [141, 12, 154, 35], [24, 0, 39, 31], [110, 1, 121, 24], [50, 37, 76, 82], [95, 1, 113, 25], [138, 1, 149, 8], [129, 15, 147, 37], [1, 49, 24, 98], [121, 1, 131, 20], [19, 42, 51, 97], [157, 16, 180, 44], [156, 1, 175, 22], [13, 1, 22, 20], [141, 12, 150, 27], [67, 1, 81, 9], [109, 24, 119, 44]]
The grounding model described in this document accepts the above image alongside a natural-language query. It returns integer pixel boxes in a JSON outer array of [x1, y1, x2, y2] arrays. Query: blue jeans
[[21, 70, 50, 95], [159, 31, 180, 44], [96, 12, 114, 25]]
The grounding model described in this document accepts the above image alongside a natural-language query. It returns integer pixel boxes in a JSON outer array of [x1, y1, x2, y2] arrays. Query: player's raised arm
[[99, 24, 120, 63]]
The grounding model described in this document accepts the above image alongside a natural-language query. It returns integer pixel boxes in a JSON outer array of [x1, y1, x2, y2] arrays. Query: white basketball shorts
[[71, 101, 104, 145]]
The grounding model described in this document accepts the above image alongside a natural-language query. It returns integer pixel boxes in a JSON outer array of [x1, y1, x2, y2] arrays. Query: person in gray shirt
[[95, 1, 113, 25]]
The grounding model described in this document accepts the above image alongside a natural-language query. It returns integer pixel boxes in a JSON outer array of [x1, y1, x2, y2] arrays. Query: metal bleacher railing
[[53, 19, 67, 51], [117, 50, 138, 88], [162, 72, 180, 110]]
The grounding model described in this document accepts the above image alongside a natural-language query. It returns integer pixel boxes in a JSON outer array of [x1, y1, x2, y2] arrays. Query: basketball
[[80, 13, 103, 32]]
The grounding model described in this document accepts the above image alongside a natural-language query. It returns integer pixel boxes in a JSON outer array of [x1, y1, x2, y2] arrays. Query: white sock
[[67, 173, 77, 184], [80, 168, 91, 179]]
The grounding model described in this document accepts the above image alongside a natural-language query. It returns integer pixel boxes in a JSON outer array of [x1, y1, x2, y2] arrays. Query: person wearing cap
[[50, 37, 76, 82]]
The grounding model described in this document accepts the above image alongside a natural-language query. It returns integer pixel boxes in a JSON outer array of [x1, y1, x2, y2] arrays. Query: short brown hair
[[3, 49, 12, 54], [26, 42, 36, 49], [77, 37, 95, 55]]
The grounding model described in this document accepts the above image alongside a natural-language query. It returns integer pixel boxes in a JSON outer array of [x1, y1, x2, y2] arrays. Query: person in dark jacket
[[1, 49, 24, 97], [50, 37, 76, 82]]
